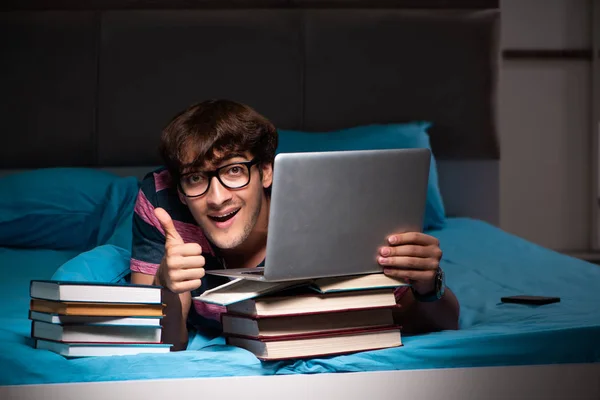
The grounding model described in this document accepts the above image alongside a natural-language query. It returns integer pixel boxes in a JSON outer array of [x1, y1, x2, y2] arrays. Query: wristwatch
[[412, 267, 445, 302]]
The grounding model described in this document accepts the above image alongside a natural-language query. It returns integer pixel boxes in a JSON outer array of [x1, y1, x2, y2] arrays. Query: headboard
[[0, 1, 500, 225]]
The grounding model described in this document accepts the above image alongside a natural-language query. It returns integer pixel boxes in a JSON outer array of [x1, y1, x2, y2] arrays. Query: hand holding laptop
[[154, 207, 206, 294], [377, 232, 442, 295]]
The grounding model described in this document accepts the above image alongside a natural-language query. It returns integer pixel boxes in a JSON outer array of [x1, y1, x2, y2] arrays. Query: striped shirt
[[130, 167, 409, 328], [129, 167, 231, 326]]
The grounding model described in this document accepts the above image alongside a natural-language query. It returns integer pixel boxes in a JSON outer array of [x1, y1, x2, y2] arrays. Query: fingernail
[[378, 257, 388, 264], [388, 236, 397, 245], [380, 247, 390, 256]]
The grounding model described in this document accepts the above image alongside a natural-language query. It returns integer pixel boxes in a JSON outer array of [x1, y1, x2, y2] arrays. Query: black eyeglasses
[[178, 158, 259, 198]]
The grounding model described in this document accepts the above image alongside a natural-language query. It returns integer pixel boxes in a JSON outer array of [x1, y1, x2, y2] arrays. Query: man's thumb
[[154, 207, 183, 245]]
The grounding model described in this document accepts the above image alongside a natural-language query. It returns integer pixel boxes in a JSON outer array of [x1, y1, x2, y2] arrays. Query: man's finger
[[170, 279, 202, 294], [387, 232, 439, 246], [168, 255, 206, 270], [155, 207, 184, 245], [170, 243, 203, 257], [171, 267, 206, 282], [378, 256, 439, 270], [380, 244, 442, 259], [382, 268, 436, 282]]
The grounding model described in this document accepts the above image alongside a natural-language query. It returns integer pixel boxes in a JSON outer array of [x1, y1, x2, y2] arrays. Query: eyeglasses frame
[[177, 158, 260, 198]]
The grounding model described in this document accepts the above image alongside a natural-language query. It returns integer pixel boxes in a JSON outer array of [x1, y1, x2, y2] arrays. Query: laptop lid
[[262, 148, 430, 281]]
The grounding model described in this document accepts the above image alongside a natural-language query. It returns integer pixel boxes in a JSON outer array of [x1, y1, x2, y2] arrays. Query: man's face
[[179, 151, 273, 250]]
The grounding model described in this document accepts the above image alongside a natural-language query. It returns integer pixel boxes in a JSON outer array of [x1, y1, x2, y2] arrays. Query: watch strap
[[411, 268, 445, 302]]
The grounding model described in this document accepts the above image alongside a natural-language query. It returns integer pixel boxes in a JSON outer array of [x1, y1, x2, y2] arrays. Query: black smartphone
[[500, 295, 561, 305]]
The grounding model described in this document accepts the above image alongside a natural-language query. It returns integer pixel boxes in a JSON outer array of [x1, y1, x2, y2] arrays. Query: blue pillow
[[276, 122, 446, 230], [51, 244, 132, 284], [0, 167, 137, 251], [52, 174, 141, 283]]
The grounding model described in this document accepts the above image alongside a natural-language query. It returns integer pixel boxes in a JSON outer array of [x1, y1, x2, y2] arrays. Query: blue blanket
[[1, 177, 599, 385]]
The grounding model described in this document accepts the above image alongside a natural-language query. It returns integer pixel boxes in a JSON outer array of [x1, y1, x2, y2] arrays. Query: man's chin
[[203, 229, 245, 250], [199, 214, 253, 250], [209, 236, 244, 250]]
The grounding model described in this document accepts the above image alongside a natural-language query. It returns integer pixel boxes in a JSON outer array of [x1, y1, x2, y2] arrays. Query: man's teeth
[[210, 209, 239, 222]]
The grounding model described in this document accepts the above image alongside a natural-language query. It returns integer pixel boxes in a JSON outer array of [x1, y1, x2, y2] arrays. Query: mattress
[[1, 217, 599, 386]]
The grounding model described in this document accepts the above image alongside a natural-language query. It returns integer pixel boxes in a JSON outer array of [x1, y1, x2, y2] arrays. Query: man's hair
[[159, 99, 278, 182]]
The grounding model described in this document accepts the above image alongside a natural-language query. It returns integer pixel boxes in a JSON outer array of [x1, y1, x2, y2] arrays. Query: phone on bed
[[500, 295, 560, 305]]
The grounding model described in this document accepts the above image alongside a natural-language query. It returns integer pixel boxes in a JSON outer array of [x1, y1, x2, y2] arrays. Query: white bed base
[[2, 362, 599, 400]]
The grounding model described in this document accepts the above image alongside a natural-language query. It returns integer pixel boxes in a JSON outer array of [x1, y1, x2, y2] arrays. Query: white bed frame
[[2, 363, 599, 400]]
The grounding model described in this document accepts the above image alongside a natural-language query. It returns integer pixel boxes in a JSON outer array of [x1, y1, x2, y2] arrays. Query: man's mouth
[[208, 208, 240, 223]]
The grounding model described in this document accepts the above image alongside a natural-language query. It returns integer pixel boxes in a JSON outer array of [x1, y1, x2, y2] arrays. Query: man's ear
[[177, 189, 188, 205], [261, 162, 273, 189]]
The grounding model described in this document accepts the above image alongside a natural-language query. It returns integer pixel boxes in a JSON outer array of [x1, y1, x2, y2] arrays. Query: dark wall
[[0, 2, 500, 168]]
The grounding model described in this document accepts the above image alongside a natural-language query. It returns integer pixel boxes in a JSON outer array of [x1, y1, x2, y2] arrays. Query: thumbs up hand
[[154, 207, 205, 294]]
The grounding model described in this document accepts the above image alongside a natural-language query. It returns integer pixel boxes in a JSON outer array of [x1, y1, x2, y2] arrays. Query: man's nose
[[205, 176, 232, 206]]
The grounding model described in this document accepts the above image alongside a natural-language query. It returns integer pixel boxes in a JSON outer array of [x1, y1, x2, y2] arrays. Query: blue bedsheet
[[1, 218, 599, 385]]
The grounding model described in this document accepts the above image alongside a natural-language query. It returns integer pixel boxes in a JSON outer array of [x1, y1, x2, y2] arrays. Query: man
[[130, 99, 460, 351]]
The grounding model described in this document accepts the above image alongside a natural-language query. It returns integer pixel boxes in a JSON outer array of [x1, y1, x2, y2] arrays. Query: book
[[30, 280, 162, 304], [30, 299, 164, 317], [311, 273, 408, 294], [194, 278, 304, 306], [34, 339, 171, 357], [31, 320, 162, 343], [221, 307, 395, 339], [194, 273, 407, 307], [225, 288, 397, 317], [28, 311, 162, 327], [226, 325, 402, 360]]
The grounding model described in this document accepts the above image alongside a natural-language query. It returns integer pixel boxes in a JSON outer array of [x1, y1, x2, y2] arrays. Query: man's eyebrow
[[181, 152, 248, 175], [210, 152, 247, 166]]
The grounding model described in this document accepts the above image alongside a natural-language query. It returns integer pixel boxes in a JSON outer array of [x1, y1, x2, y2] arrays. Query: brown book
[[226, 325, 402, 360], [221, 307, 396, 339], [30, 299, 164, 317], [225, 288, 397, 318]]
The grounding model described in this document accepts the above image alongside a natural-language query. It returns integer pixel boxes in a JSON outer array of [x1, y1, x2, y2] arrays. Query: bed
[[1, 1, 599, 399], [0, 184, 599, 398]]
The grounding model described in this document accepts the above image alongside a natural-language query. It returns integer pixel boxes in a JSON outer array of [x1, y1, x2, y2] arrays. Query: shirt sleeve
[[129, 175, 167, 277]]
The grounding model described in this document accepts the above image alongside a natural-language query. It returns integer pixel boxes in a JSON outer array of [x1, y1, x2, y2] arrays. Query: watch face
[[436, 268, 445, 297], [412, 268, 445, 302]]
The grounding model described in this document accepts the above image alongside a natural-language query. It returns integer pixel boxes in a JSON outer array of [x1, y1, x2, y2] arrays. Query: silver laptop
[[206, 148, 430, 282]]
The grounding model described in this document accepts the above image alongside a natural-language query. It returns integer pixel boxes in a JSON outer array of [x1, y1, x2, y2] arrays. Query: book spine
[[225, 304, 400, 319], [223, 324, 401, 342]]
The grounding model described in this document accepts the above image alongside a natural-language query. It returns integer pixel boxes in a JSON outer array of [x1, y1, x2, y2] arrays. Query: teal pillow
[[0, 168, 135, 251], [51, 244, 132, 284], [277, 122, 446, 230], [51, 174, 141, 283]]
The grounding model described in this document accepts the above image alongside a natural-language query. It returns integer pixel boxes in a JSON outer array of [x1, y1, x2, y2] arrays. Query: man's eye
[[227, 166, 243, 175], [187, 175, 204, 184]]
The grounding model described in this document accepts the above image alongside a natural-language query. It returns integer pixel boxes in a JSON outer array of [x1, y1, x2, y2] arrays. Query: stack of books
[[194, 273, 407, 360], [28, 280, 171, 357]]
